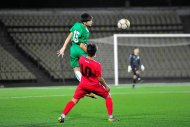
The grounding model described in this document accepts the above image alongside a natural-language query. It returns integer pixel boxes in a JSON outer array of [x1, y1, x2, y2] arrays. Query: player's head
[[81, 13, 93, 27], [87, 43, 97, 57], [133, 47, 139, 55]]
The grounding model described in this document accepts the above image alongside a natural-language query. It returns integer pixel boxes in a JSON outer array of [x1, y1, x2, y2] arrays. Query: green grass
[[0, 83, 190, 127]]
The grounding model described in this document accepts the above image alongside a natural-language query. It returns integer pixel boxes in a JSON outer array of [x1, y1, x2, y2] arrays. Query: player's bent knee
[[105, 94, 111, 99], [71, 98, 79, 104], [73, 67, 80, 72]]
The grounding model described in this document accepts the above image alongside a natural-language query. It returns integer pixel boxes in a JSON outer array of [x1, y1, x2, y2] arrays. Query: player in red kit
[[58, 43, 118, 123]]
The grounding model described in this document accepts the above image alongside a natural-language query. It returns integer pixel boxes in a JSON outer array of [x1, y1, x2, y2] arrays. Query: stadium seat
[[0, 46, 36, 81]]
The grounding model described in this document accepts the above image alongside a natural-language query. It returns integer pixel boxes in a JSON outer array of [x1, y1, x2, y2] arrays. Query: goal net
[[90, 34, 190, 86]]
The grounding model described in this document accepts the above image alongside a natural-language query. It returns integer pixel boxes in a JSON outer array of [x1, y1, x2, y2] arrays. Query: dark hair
[[81, 13, 93, 22], [87, 43, 97, 57]]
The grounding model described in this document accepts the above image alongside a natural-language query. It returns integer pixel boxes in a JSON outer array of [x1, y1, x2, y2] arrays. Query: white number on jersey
[[73, 30, 80, 43]]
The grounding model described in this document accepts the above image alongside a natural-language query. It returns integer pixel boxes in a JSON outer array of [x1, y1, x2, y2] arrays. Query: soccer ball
[[117, 19, 130, 29]]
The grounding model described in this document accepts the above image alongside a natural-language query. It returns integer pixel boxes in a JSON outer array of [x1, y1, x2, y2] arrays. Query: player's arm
[[57, 32, 73, 57], [129, 54, 133, 66], [98, 76, 110, 92], [80, 43, 87, 52], [139, 57, 145, 71], [128, 55, 132, 72], [96, 64, 110, 92]]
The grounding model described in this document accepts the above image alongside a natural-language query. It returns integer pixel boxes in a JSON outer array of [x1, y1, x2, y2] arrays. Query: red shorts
[[73, 82, 109, 99]]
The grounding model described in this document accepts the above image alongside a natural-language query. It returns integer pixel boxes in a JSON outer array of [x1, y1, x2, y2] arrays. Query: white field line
[[114, 83, 190, 88], [0, 91, 190, 100], [1, 83, 190, 90], [0, 86, 76, 90], [0, 94, 70, 99]]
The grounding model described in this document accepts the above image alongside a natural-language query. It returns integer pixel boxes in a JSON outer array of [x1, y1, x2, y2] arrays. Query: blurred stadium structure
[[0, 7, 190, 86]]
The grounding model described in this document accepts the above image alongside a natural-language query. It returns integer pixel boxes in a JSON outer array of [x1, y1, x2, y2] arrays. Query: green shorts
[[70, 44, 87, 68]]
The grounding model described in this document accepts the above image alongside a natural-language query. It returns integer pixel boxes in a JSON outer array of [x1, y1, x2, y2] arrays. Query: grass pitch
[[0, 83, 190, 127]]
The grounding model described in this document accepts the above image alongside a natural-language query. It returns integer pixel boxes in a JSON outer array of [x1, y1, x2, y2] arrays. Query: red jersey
[[79, 56, 102, 85]]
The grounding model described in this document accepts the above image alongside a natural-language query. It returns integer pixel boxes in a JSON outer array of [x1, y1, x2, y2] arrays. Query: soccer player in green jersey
[[57, 13, 96, 98]]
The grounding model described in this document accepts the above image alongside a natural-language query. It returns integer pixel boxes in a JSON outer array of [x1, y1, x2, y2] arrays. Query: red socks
[[63, 101, 75, 115], [106, 97, 113, 116]]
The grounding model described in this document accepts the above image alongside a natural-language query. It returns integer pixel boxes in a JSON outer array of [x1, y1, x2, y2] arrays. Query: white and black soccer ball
[[117, 19, 130, 29]]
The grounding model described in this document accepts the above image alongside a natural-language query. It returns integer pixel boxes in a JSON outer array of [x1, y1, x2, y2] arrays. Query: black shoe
[[132, 84, 135, 88], [58, 116, 64, 123]]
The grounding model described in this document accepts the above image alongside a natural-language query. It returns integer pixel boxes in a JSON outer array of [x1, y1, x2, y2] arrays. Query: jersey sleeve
[[95, 64, 102, 77], [128, 54, 133, 66]]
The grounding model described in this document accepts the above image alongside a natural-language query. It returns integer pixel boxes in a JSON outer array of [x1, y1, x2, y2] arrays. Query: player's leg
[[90, 84, 119, 122], [132, 75, 137, 88], [105, 95, 114, 120], [58, 85, 87, 123], [136, 70, 141, 81], [73, 67, 82, 81], [132, 69, 137, 88], [58, 98, 79, 123], [103, 95, 119, 122], [135, 70, 144, 85], [70, 55, 82, 81], [73, 46, 88, 82], [70, 44, 83, 81]]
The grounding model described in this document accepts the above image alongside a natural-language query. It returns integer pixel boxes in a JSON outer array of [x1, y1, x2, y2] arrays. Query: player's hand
[[128, 65, 132, 73], [57, 48, 65, 58], [105, 85, 110, 92], [141, 65, 145, 71]]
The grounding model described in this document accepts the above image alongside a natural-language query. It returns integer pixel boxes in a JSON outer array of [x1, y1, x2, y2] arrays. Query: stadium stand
[[0, 10, 183, 34], [0, 45, 36, 81], [0, 9, 189, 81]]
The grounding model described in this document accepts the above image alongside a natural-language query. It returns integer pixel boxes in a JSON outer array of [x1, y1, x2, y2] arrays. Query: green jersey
[[69, 22, 90, 68], [70, 22, 90, 45]]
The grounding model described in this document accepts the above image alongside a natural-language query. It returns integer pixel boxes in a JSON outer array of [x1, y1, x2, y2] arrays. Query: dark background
[[0, 0, 190, 9]]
